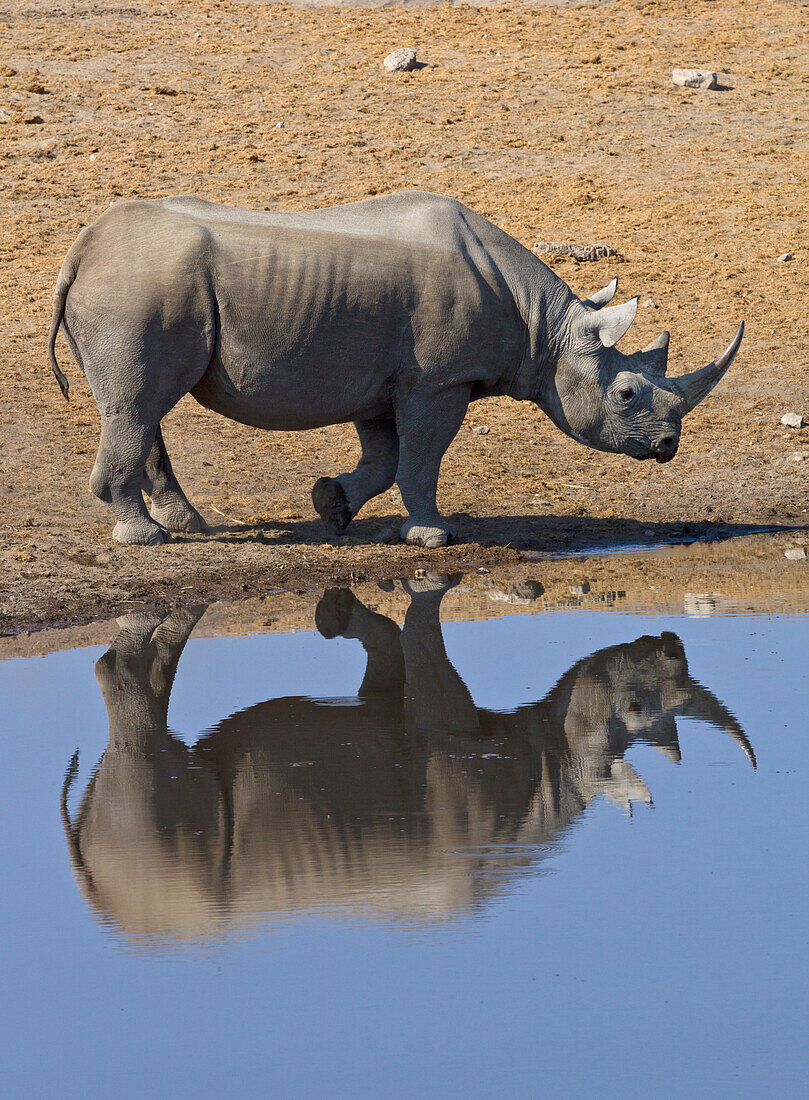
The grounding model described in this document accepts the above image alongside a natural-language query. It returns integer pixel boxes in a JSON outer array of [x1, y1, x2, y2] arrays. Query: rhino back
[[170, 192, 528, 428]]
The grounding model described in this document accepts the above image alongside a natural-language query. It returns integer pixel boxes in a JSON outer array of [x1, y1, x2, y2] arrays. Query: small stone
[[709, 251, 718, 259], [383, 48, 418, 73], [275, 121, 285, 129], [784, 547, 806, 561], [642, 298, 658, 309], [569, 582, 590, 596], [472, 425, 491, 435], [777, 252, 792, 263], [781, 412, 806, 428], [791, 451, 809, 462], [511, 580, 544, 601], [476, 567, 491, 575], [23, 114, 44, 124], [672, 68, 718, 90]]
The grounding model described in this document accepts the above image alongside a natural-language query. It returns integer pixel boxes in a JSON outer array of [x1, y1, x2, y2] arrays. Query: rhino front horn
[[672, 321, 745, 413]]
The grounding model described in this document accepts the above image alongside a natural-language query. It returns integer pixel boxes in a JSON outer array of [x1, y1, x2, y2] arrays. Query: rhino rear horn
[[641, 330, 670, 376], [581, 277, 618, 310], [583, 296, 638, 347], [671, 322, 744, 413]]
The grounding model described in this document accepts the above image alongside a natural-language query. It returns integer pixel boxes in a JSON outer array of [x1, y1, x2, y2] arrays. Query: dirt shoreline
[[1, 0, 807, 636]]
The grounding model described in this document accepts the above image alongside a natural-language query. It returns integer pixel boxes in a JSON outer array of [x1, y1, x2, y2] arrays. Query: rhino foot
[[402, 572, 462, 595], [400, 518, 455, 549], [112, 517, 172, 545], [315, 588, 358, 638], [312, 477, 353, 533], [148, 499, 208, 534]]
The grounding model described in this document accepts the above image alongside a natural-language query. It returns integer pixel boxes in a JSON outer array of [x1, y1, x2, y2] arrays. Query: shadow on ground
[[196, 514, 798, 554]]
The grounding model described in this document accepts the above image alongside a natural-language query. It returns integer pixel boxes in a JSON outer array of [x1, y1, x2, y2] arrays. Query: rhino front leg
[[312, 418, 399, 533], [142, 426, 207, 534], [396, 386, 470, 548]]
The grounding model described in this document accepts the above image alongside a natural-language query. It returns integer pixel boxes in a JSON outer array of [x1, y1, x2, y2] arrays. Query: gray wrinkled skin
[[48, 191, 744, 547]]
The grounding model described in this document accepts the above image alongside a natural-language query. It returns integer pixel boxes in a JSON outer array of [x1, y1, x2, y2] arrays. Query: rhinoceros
[[48, 190, 744, 547], [61, 579, 753, 941]]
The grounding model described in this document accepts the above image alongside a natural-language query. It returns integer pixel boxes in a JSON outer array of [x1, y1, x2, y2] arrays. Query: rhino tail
[[48, 255, 79, 401], [61, 749, 84, 871]]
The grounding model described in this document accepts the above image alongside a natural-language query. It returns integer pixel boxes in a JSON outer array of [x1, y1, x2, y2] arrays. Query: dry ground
[[1, 0, 807, 632]]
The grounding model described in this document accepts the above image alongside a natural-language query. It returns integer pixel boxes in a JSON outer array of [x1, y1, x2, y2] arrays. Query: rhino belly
[[192, 340, 395, 431]]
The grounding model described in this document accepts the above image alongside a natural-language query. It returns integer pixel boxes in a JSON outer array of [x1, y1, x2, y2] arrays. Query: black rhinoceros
[[48, 191, 743, 547]]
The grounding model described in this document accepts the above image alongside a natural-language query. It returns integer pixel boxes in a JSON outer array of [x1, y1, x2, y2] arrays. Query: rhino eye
[[617, 386, 635, 402]]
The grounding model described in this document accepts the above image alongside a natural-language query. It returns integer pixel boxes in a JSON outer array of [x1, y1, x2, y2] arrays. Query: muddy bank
[[4, 530, 809, 658]]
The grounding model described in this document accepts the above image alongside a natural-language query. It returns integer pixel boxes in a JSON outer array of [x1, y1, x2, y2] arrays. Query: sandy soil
[[1, 0, 807, 634]]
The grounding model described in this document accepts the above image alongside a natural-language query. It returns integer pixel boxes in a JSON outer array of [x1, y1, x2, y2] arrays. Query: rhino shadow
[[199, 513, 787, 554], [62, 578, 754, 947]]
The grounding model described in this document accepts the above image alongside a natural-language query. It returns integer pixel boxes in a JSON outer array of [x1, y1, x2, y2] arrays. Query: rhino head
[[543, 277, 744, 462]]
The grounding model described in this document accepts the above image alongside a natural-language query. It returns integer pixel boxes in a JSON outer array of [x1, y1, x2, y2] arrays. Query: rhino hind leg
[[143, 427, 207, 534], [90, 415, 172, 545], [312, 418, 399, 533]]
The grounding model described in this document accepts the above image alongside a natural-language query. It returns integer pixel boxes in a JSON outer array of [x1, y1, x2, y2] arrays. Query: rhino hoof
[[149, 500, 208, 534], [401, 520, 454, 549], [315, 588, 358, 638], [312, 477, 353, 533], [112, 518, 172, 545]]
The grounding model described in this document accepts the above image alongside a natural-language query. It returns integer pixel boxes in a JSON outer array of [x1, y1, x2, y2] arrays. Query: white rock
[[781, 412, 806, 429], [472, 425, 491, 435], [784, 547, 807, 561], [777, 252, 792, 262], [643, 297, 658, 309], [672, 68, 718, 90], [383, 48, 418, 73]]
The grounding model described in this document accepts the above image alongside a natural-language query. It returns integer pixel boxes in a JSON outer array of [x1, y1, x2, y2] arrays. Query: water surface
[[2, 575, 807, 1097]]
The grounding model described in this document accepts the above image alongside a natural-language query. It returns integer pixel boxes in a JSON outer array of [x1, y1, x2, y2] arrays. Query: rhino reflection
[[63, 577, 753, 943]]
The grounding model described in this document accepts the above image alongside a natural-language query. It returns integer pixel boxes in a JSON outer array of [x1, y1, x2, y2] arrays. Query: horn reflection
[[62, 577, 751, 946]]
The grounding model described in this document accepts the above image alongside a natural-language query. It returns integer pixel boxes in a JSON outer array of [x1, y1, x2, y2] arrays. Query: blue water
[[1, 588, 807, 1099]]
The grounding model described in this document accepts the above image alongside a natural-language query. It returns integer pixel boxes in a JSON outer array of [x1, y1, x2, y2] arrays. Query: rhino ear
[[641, 330, 670, 376], [581, 277, 618, 310], [582, 296, 638, 348]]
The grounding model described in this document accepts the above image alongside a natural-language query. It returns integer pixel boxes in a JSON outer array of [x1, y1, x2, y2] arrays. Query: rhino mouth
[[631, 447, 678, 464]]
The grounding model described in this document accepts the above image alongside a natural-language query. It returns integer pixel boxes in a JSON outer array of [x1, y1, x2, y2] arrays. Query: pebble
[[784, 547, 807, 561], [383, 48, 418, 73], [642, 297, 658, 309], [781, 412, 806, 429], [472, 425, 491, 435], [709, 251, 719, 258], [791, 451, 809, 462], [777, 252, 792, 263], [672, 69, 718, 90]]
